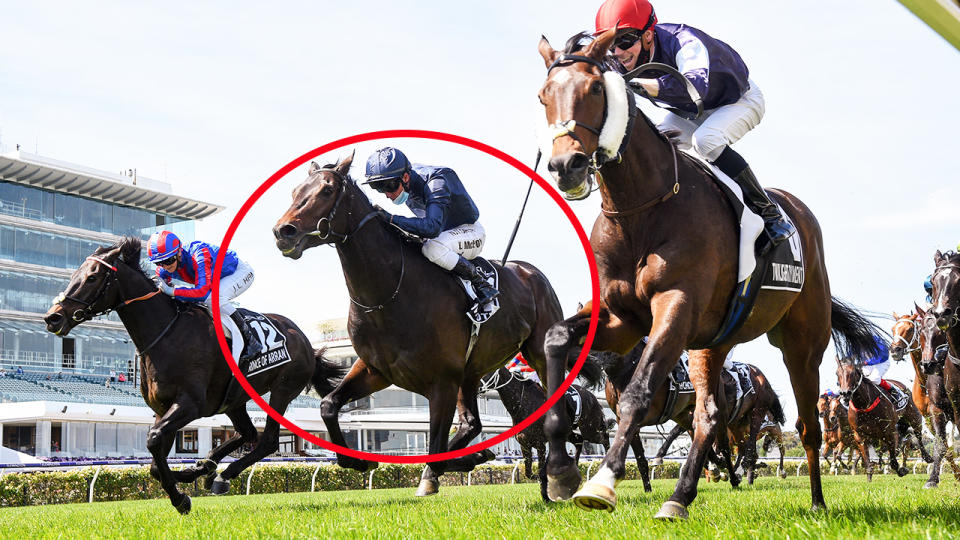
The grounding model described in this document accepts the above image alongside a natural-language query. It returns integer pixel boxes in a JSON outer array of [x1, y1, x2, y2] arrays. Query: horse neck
[[114, 265, 178, 352], [850, 374, 881, 412], [597, 113, 677, 215], [334, 192, 408, 303]]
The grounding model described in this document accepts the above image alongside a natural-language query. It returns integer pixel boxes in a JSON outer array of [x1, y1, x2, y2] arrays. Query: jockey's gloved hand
[[157, 280, 175, 296], [372, 205, 393, 224]]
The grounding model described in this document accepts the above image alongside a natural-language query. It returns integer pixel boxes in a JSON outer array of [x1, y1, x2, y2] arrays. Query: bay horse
[[536, 30, 884, 518], [835, 357, 932, 481], [892, 307, 960, 487], [42, 237, 345, 514], [481, 366, 608, 501], [272, 153, 570, 497], [918, 289, 960, 487], [819, 392, 857, 470]]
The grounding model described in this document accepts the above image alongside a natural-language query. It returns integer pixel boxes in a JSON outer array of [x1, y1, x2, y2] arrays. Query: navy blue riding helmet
[[363, 148, 410, 190]]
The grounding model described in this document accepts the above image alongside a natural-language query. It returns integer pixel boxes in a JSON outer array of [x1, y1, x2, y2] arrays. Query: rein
[[304, 167, 380, 245], [891, 316, 921, 356], [348, 238, 405, 314]]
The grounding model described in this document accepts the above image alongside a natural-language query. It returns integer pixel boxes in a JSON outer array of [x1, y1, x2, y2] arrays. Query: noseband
[[891, 316, 920, 357], [932, 263, 960, 328]]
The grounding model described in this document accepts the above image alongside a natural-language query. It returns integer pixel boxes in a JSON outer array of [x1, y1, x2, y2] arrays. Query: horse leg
[[567, 309, 683, 513], [631, 436, 652, 493], [654, 346, 732, 520], [907, 409, 934, 464], [857, 438, 873, 481], [204, 407, 259, 492], [522, 444, 535, 479], [320, 358, 389, 472], [887, 430, 907, 477], [744, 411, 763, 485], [778, 435, 787, 478], [652, 423, 687, 466], [416, 380, 461, 497], [418, 382, 491, 494], [537, 445, 550, 503], [926, 412, 947, 487], [146, 400, 199, 514], [542, 308, 642, 503]]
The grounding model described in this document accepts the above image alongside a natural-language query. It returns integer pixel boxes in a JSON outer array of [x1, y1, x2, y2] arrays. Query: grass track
[[3, 475, 959, 539]]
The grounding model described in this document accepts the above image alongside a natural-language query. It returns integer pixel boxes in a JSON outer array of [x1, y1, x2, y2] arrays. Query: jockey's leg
[[692, 80, 794, 246], [215, 259, 260, 357], [423, 223, 498, 305]]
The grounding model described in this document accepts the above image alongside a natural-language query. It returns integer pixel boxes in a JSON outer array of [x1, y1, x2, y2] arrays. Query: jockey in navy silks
[[594, 0, 795, 246], [363, 147, 499, 306], [147, 230, 260, 359]]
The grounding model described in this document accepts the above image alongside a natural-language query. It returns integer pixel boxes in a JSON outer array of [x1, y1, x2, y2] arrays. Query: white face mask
[[392, 191, 409, 205]]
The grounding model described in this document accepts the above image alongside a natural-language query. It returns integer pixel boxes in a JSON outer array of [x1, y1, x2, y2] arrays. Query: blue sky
[[2, 1, 958, 426]]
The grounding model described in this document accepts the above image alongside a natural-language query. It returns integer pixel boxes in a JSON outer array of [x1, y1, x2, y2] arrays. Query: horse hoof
[[479, 449, 496, 463], [923, 480, 939, 489], [650, 457, 664, 466], [547, 464, 582, 502], [654, 501, 688, 520], [203, 471, 217, 491], [415, 478, 439, 497], [572, 482, 616, 512], [175, 494, 191, 515], [211, 476, 230, 495], [897, 467, 908, 477]]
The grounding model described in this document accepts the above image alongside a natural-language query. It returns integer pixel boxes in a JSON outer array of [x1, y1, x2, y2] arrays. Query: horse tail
[[769, 393, 787, 426], [605, 417, 618, 433], [830, 296, 886, 362], [309, 347, 347, 397], [570, 355, 605, 391]]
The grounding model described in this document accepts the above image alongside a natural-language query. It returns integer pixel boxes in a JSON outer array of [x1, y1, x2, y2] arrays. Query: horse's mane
[[95, 236, 146, 274]]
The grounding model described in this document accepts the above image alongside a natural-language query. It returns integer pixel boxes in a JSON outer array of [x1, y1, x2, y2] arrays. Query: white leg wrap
[[589, 465, 619, 490]]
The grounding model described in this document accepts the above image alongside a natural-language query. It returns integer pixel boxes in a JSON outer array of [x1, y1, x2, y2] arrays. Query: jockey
[[507, 353, 540, 385], [363, 147, 499, 306], [860, 335, 901, 402], [924, 274, 934, 306], [721, 346, 743, 401], [594, 0, 795, 245], [147, 231, 261, 360]]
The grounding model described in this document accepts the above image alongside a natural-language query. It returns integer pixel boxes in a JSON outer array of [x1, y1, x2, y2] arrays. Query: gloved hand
[[373, 205, 393, 224], [157, 280, 175, 296]]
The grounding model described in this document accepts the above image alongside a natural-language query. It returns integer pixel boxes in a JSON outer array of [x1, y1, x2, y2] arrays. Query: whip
[[500, 149, 542, 263]]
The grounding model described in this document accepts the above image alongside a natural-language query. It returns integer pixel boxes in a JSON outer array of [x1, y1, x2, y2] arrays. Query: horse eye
[[321, 186, 333, 197], [590, 81, 603, 95], [86, 275, 97, 283]]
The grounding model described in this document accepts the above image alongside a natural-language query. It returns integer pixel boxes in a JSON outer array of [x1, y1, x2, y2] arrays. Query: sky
[[1, 0, 958, 428]]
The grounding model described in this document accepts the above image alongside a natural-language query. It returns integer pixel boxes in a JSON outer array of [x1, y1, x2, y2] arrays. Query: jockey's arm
[[171, 246, 215, 303], [391, 177, 451, 239], [652, 36, 711, 106]]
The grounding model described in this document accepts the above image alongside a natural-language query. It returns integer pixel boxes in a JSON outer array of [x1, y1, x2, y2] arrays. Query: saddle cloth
[[682, 152, 806, 346], [565, 386, 583, 425], [887, 384, 911, 412], [725, 361, 756, 421], [233, 309, 293, 377], [457, 257, 501, 324]]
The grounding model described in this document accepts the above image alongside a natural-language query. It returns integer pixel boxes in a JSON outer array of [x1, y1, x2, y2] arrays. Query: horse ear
[[538, 36, 559, 68], [892, 311, 899, 320], [335, 150, 355, 176], [915, 302, 926, 317], [309, 161, 322, 174], [585, 27, 617, 60], [935, 250, 944, 265]]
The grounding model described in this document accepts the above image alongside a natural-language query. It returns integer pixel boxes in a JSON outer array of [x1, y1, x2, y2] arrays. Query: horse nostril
[[276, 224, 299, 239], [568, 153, 589, 173], [45, 313, 62, 327]]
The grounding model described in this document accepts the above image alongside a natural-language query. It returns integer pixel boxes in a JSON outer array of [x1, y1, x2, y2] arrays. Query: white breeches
[[656, 79, 765, 161], [422, 222, 486, 271], [862, 360, 890, 385]]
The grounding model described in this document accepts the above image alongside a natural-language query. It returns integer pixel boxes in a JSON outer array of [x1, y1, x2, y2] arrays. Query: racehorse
[[481, 366, 608, 501], [819, 393, 857, 471], [272, 153, 571, 497], [42, 237, 345, 514], [536, 30, 885, 518], [835, 357, 932, 481], [892, 308, 960, 487], [918, 290, 960, 487]]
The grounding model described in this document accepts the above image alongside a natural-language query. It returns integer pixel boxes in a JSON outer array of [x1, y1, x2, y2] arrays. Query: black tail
[[309, 347, 348, 397], [830, 297, 887, 362], [769, 393, 786, 426], [569, 354, 605, 391]]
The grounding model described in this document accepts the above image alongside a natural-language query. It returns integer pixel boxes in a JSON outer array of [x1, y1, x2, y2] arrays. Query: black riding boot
[[452, 256, 499, 306], [229, 311, 261, 357], [713, 146, 796, 246]]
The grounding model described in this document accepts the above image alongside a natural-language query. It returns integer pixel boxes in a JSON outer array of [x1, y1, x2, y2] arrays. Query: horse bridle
[[544, 54, 679, 214], [890, 316, 920, 359], [931, 263, 960, 329], [303, 167, 380, 245]]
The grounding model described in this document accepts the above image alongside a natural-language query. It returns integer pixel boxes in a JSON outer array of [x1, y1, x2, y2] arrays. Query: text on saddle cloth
[[457, 257, 501, 325], [232, 309, 292, 377], [565, 387, 583, 425]]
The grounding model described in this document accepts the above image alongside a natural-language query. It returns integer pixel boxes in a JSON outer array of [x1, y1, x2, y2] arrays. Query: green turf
[[2, 475, 959, 539]]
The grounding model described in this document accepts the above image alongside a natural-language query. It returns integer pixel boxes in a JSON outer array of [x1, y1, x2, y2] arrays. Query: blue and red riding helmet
[[147, 231, 182, 263]]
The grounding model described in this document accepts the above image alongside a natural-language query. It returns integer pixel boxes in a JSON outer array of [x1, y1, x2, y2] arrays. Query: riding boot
[[712, 146, 796, 246], [229, 311, 261, 358], [452, 256, 499, 305]]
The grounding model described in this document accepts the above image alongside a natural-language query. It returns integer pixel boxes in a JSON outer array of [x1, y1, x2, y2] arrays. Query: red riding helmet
[[595, 0, 657, 35]]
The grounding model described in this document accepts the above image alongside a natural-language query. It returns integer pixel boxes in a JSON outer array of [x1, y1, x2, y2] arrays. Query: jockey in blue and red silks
[[860, 335, 903, 402], [147, 230, 260, 359]]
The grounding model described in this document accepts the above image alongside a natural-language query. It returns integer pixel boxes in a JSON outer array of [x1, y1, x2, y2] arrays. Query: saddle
[[724, 362, 755, 422], [655, 353, 695, 424], [456, 257, 501, 324], [682, 155, 805, 347], [884, 384, 911, 412]]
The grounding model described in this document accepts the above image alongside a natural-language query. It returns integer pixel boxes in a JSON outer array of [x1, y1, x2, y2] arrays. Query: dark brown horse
[[481, 366, 608, 501], [893, 307, 960, 487], [272, 153, 570, 497], [42, 237, 344, 513], [835, 357, 931, 481], [536, 30, 884, 518]]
